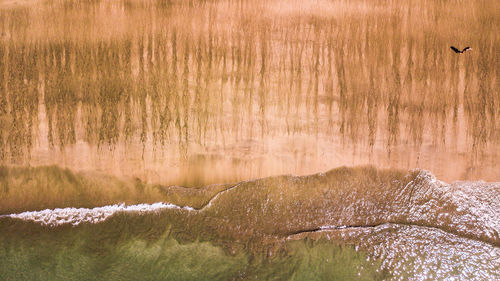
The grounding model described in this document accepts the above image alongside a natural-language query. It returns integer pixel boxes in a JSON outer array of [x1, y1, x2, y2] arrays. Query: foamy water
[[4, 169, 499, 243], [1, 168, 499, 280], [6, 203, 195, 226]]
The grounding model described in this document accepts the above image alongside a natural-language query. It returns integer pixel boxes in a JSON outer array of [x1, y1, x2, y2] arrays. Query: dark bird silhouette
[[450, 46, 472, 53]]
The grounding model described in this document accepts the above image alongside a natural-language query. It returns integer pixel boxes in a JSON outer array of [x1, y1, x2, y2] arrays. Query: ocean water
[[1, 0, 498, 279], [1, 166, 498, 280]]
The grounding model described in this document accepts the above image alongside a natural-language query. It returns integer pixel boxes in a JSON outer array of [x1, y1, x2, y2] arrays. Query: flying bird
[[450, 46, 472, 53]]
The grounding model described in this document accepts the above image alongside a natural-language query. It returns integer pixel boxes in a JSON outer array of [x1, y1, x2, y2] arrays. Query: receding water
[[0, 0, 499, 280], [0, 0, 498, 183]]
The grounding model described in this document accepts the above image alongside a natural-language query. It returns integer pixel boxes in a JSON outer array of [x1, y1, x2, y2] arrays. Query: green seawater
[[0, 217, 385, 281]]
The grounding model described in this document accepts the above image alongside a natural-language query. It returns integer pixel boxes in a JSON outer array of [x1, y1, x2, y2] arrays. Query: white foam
[[7, 202, 195, 226], [320, 225, 347, 230]]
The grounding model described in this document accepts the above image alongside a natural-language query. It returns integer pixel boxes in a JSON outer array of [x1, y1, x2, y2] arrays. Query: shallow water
[[0, 0, 498, 184]]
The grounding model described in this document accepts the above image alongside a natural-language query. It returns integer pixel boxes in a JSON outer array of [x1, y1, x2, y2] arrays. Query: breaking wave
[[2, 167, 498, 246], [5, 203, 194, 226]]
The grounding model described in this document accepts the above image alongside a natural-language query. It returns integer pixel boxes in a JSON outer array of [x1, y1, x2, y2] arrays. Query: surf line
[[1, 203, 196, 226], [0, 179, 250, 227], [285, 222, 500, 248], [286, 224, 387, 236]]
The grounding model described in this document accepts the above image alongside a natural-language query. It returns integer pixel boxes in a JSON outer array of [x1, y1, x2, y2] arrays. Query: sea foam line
[[0, 181, 244, 227], [3, 203, 195, 226]]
